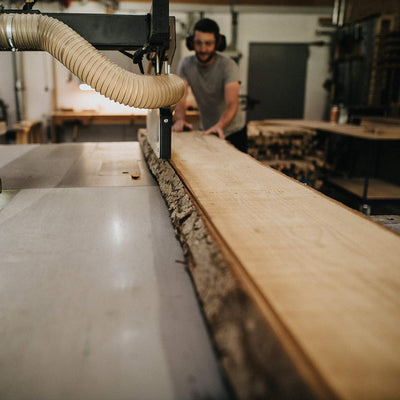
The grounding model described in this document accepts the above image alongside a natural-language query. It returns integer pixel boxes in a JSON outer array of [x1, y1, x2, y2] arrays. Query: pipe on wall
[[0, 13, 184, 109]]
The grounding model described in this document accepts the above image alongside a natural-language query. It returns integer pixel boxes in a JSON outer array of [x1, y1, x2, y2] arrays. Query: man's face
[[193, 31, 217, 65]]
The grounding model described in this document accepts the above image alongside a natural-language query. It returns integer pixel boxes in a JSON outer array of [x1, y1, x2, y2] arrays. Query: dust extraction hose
[[0, 13, 184, 108]]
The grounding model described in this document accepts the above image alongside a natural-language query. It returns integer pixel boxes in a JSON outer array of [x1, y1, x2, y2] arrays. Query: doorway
[[247, 43, 309, 121]]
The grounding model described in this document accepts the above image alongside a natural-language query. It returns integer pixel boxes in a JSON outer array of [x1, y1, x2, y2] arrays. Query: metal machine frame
[[1, 0, 175, 158]]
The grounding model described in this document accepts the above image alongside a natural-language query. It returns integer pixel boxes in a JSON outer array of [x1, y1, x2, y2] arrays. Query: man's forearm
[[174, 99, 187, 122], [215, 101, 238, 130]]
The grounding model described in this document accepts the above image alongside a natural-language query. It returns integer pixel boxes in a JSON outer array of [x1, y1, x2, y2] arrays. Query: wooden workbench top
[[169, 130, 400, 400], [51, 110, 200, 129], [51, 110, 147, 126], [262, 119, 400, 140]]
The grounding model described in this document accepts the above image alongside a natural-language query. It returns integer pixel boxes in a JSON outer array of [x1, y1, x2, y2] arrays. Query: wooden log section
[[139, 130, 400, 400]]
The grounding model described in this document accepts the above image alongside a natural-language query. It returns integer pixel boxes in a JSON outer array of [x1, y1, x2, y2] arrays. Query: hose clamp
[[6, 14, 16, 51]]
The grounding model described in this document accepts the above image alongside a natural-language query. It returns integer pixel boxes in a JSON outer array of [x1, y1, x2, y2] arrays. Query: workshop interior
[[0, 1, 400, 400]]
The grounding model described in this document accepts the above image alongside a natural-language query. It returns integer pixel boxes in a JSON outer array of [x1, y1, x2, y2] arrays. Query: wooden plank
[[114, 0, 333, 5], [52, 111, 147, 127], [247, 120, 316, 137], [139, 131, 319, 400], [167, 131, 400, 400], [264, 119, 400, 140], [329, 177, 400, 200], [0, 121, 6, 136], [360, 117, 400, 126]]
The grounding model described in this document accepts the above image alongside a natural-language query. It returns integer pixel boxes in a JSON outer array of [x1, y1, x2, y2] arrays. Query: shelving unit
[[328, 177, 400, 200], [263, 119, 400, 212]]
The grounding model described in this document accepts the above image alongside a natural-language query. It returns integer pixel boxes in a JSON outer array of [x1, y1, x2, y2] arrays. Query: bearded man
[[172, 18, 247, 153]]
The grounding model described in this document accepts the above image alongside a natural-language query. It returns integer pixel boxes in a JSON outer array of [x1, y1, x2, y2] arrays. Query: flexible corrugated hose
[[0, 13, 184, 108]]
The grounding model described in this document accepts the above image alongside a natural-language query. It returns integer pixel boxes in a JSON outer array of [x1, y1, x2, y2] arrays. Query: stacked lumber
[[247, 121, 316, 160], [247, 120, 323, 188], [140, 129, 400, 400], [262, 159, 317, 186]]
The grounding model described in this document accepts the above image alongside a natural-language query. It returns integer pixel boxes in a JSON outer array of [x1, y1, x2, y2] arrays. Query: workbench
[[0, 142, 228, 400], [51, 111, 147, 142], [265, 119, 400, 212], [266, 119, 400, 139], [51, 110, 200, 142]]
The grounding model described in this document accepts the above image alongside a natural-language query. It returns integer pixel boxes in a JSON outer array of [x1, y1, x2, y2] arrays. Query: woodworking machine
[[0, 0, 177, 158], [0, 3, 232, 396]]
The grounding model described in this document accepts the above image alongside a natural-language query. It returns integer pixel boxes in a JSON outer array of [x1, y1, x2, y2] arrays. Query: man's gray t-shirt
[[178, 53, 245, 137]]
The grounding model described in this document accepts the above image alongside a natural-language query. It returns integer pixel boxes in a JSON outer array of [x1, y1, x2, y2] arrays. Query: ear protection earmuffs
[[186, 34, 227, 52]]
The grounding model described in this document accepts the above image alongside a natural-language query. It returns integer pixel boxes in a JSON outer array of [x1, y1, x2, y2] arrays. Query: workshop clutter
[[247, 121, 324, 189]]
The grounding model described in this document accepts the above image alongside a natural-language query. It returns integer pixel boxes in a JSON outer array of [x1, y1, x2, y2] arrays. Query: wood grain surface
[[264, 119, 400, 140], [0, 121, 6, 136], [170, 131, 400, 400]]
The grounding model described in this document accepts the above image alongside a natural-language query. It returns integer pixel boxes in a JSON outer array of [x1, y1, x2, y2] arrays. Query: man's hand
[[204, 124, 225, 139], [172, 119, 193, 132]]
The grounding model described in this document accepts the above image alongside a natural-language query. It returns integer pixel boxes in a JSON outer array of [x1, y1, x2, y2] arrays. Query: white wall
[[170, 8, 332, 120], [54, 51, 145, 115], [0, 2, 332, 132], [0, 53, 17, 128], [23, 52, 54, 124], [236, 13, 331, 120]]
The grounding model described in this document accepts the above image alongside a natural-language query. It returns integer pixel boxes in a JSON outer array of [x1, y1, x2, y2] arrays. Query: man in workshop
[[172, 18, 247, 153]]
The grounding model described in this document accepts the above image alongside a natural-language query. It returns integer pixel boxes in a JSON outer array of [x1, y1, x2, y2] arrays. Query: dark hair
[[193, 18, 220, 42]]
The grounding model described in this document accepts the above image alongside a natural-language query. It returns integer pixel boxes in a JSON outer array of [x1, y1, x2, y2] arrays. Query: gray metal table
[[0, 142, 228, 400]]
